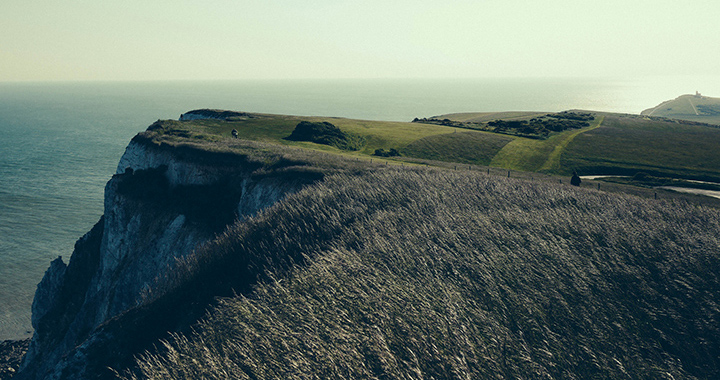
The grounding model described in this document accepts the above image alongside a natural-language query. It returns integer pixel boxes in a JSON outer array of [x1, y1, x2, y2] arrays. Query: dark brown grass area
[[126, 168, 720, 379]]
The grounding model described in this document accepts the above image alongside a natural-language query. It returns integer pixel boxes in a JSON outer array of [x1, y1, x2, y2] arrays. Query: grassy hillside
[[642, 94, 720, 125], [120, 166, 720, 379], [402, 131, 512, 165], [163, 108, 720, 183], [489, 116, 604, 172], [560, 113, 720, 180]]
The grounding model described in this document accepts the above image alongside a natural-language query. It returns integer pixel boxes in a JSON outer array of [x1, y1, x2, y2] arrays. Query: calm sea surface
[[1, 77, 718, 340]]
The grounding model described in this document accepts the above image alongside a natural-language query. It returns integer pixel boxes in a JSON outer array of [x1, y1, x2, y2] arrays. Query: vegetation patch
[[413, 111, 594, 139], [560, 114, 720, 180], [402, 131, 512, 165], [697, 104, 720, 116], [147, 110, 720, 181], [373, 148, 401, 157], [122, 169, 720, 380], [285, 121, 366, 151]]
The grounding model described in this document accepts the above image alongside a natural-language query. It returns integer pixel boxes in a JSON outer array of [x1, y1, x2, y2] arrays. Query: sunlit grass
[[561, 114, 720, 180], [157, 111, 720, 182], [122, 167, 720, 379]]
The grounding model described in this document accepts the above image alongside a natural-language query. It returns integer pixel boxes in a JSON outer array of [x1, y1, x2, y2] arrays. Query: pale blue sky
[[1, 0, 718, 81]]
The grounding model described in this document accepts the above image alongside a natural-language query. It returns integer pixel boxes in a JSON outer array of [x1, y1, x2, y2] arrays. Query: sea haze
[[0, 76, 718, 340]]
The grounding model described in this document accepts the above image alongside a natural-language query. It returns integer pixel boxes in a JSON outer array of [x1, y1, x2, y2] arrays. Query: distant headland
[[641, 93, 720, 125]]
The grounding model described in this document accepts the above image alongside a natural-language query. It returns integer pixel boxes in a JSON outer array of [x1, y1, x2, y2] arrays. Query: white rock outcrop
[[20, 136, 307, 379]]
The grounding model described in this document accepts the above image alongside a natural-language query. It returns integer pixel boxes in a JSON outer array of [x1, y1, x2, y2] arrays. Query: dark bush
[[373, 148, 401, 157], [286, 121, 365, 151]]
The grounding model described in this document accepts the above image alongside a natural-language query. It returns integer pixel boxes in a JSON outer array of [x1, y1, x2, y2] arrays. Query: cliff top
[[141, 109, 720, 188], [641, 93, 720, 124]]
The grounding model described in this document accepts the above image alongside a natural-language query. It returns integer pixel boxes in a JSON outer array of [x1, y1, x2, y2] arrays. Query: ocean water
[[1, 77, 719, 340]]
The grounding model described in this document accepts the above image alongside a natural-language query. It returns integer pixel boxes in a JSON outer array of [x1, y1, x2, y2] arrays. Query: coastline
[[0, 339, 29, 380]]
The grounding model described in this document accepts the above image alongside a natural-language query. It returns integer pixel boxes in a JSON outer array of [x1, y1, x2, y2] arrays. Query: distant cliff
[[641, 93, 720, 125], [16, 122, 332, 379]]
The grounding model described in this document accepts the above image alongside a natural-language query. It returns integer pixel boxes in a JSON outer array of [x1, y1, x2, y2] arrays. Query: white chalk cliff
[[18, 133, 308, 379]]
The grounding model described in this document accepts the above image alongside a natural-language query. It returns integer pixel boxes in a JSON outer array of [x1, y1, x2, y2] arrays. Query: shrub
[[285, 121, 365, 151], [373, 148, 401, 157]]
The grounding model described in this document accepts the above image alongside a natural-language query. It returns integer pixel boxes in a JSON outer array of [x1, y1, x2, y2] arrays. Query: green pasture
[[402, 131, 513, 165], [642, 94, 720, 125], [160, 110, 720, 182], [561, 114, 720, 180], [488, 116, 604, 172], [171, 114, 460, 157]]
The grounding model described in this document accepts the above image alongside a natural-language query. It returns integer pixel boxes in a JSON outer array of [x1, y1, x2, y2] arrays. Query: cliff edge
[[641, 93, 720, 125], [17, 111, 720, 379], [16, 119, 339, 379]]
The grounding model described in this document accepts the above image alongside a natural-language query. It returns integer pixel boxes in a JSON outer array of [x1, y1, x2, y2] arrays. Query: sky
[[1, 0, 718, 81]]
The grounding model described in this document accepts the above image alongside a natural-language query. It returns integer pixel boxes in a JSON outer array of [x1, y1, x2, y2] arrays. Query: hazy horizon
[[2, 0, 718, 82]]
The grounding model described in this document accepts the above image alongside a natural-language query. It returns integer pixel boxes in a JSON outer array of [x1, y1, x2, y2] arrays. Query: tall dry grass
[[125, 168, 720, 379]]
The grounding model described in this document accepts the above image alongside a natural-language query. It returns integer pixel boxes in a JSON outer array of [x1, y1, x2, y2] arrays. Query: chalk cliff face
[[19, 136, 308, 379]]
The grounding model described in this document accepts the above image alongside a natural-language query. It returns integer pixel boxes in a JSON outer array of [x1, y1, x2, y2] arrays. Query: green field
[[488, 116, 604, 172], [164, 109, 720, 183], [560, 114, 720, 180], [642, 94, 720, 125], [402, 131, 512, 165]]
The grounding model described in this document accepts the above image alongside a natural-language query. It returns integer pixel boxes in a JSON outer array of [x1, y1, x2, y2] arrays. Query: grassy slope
[[402, 131, 513, 165], [167, 109, 720, 181], [490, 116, 604, 172], [125, 168, 720, 380], [538, 115, 604, 172], [560, 114, 720, 180], [642, 94, 720, 125], [172, 115, 460, 157]]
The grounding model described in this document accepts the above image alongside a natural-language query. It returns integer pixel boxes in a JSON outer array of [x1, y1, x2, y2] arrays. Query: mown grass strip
[[538, 115, 604, 173], [489, 116, 604, 173]]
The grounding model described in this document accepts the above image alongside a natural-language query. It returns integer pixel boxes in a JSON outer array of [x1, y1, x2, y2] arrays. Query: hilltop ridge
[[641, 93, 720, 125]]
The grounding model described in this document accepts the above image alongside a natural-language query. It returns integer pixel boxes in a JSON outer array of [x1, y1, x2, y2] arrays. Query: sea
[[1, 76, 719, 340]]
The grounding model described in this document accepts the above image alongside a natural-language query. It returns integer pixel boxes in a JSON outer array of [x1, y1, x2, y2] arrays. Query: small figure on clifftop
[[570, 171, 581, 186], [231, 129, 238, 138]]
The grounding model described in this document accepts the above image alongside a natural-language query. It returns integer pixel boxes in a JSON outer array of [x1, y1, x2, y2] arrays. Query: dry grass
[[121, 167, 720, 379]]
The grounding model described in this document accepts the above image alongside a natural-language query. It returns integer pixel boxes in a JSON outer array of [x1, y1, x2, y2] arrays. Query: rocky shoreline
[[0, 339, 29, 380]]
